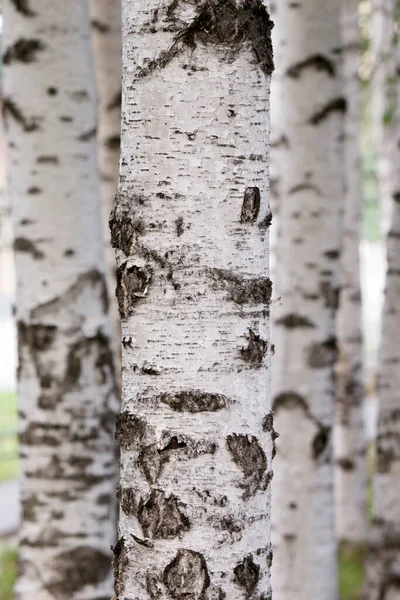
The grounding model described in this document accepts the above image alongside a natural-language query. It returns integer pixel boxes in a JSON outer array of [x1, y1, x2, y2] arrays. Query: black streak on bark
[[241, 187, 260, 223], [117, 485, 140, 515], [286, 54, 335, 78], [91, 19, 110, 33], [138, 489, 190, 538], [211, 268, 272, 306], [14, 237, 44, 260], [107, 89, 122, 111], [176, 216, 185, 236], [308, 336, 337, 368], [116, 263, 153, 319], [11, 0, 36, 16], [234, 555, 260, 595], [48, 546, 110, 595], [138, 0, 274, 78], [115, 412, 147, 449], [226, 434, 270, 498], [309, 97, 347, 125], [78, 127, 97, 141], [275, 313, 315, 329], [312, 427, 330, 459], [240, 329, 268, 365], [3, 97, 39, 132], [3, 38, 44, 64], [110, 199, 146, 256], [159, 390, 228, 412], [112, 537, 129, 598], [320, 281, 339, 309], [163, 549, 210, 600], [105, 134, 121, 150]]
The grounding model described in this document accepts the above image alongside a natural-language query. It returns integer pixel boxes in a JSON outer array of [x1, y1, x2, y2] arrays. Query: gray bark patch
[[320, 281, 339, 309], [116, 263, 153, 319], [308, 336, 337, 368], [3, 97, 39, 131], [337, 457, 355, 471], [159, 390, 228, 412], [138, 489, 190, 538], [176, 216, 185, 236], [286, 54, 335, 78], [3, 38, 44, 64], [258, 210, 273, 229], [116, 412, 147, 449], [10, 0, 35, 16], [309, 97, 347, 125], [275, 313, 316, 329], [210, 268, 272, 305], [272, 391, 308, 413], [117, 485, 140, 515], [138, 444, 163, 484], [91, 19, 110, 33], [113, 537, 129, 598], [233, 555, 260, 595], [78, 127, 97, 141], [163, 549, 210, 600], [48, 546, 111, 595], [14, 236, 44, 259], [241, 187, 260, 223], [105, 134, 121, 150], [110, 199, 146, 255], [240, 329, 268, 365], [226, 433, 269, 497]]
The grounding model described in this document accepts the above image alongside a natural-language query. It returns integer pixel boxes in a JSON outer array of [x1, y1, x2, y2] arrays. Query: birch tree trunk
[[335, 0, 367, 547], [111, 0, 275, 598], [90, 0, 122, 381], [2, 2, 117, 598], [365, 7, 400, 599], [270, 1, 344, 598]]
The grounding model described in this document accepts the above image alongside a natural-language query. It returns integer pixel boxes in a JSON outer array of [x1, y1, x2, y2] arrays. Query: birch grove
[[2, 1, 117, 598], [270, 1, 345, 598], [111, 0, 275, 597]]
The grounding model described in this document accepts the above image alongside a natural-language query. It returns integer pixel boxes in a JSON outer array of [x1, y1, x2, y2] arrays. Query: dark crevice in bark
[[258, 210, 273, 229], [159, 390, 228, 412], [312, 426, 330, 459], [113, 537, 129, 598], [105, 134, 121, 150], [11, 0, 36, 16], [210, 268, 272, 306], [308, 336, 337, 368], [138, 489, 190, 538], [175, 216, 184, 236], [107, 89, 122, 111], [27, 186, 42, 195], [337, 457, 355, 471], [37, 155, 59, 165], [234, 555, 260, 595], [117, 485, 140, 516], [163, 549, 210, 600], [241, 187, 260, 223], [91, 19, 110, 33], [48, 546, 110, 595], [240, 329, 268, 365], [110, 199, 146, 255], [3, 97, 39, 132], [320, 280, 340, 309], [226, 433, 270, 498], [286, 54, 335, 78], [308, 97, 347, 125], [137, 0, 274, 79], [275, 313, 315, 329], [3, 38, 44, 64], [116, 263, 153, 319], [14, 237, 44, 259], [115, 412, 147, 450], [78, 127, 97, 141]]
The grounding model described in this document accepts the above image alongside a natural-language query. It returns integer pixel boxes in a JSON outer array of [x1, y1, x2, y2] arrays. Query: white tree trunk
[[90, 0, 122, 383], [270, 1, 344, 599], [111, 0, 274, 598], [335, 0, 367, 547], [2, 2, 117, 598]]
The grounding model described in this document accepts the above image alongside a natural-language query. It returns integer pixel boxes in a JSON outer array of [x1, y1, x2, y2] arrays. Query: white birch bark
[[2, 1, 118, 598], [111, 0, 274, 598], [270, 1, 344, 598], [90, 0, 122, 382], [335, 0, 367, 547]]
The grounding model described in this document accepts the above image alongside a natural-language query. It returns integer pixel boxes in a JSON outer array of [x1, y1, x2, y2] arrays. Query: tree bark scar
[[158, 390, 228, 412], [241, 187, 260, 223], [112, 537, 129, 598], [226, 434, 270, 498], [286, 54, 336, 78], [275, 313, 316, 329], [210, 269, 272, 306], [240, 329, 268, 365], [137, 0, 274, 79], [138, 489, 190, 538], [163, 549, 210, 600], [175, 216, 184, 236], [47, 546, 110, 595], [308, 336, 337, 368], [308, 97, 347, 125], [312, 426, 330, 460], [3, 97, 39, 131], [11, 0, 36, 17], [115, 412, 148, 449], [116, 263, 153, 319], [233, 555, 260, 595], [3, 38, 45, 64], [117, 485, 140, 516]]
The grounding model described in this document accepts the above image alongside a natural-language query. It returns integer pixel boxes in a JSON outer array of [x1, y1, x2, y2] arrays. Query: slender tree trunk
[[111, 0, 274, 598], [335, 0, 367, 547], [2, 2, 117, 598], [270, 1, 344, 598], [365, 5, 400, 599], [90, 0, 122, 382]]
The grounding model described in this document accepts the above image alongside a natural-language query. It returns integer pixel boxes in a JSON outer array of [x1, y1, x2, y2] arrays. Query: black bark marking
[[113, 537, 129, 598], [275, 313, 315, 329], [309, 97, 347, 125], [23, 494, 44, 522], [176, 216, 184, 236], [48, 546, 110, 595], [107, 89, 122, 110], [240, 329, 268, 365], [64, 248, 75, 257], [241, 187, 260, 223], [116, 263, 154, 319], [18, 322, 57, 352], [27, 186, 42, 194], [337, 457, 355, 471], [288, 182, 321, 196], [262, 412, 273, 432], [286, 54, 335, 78], [138, 444, 163, 484], [138, 0, 274, 78], [105, 134, 121, 150], [3, 38, 44, 64], [110, 199, 146, 256], [117, 485, 140, 516], [78, 127, 97, 141], [159, 390, 228, 412], [14, 237, 44, 259], [138, 489, 190, 538], [10, 0, 35, 16], [226, 434, 270, 497], [273, 391, 308, 413], [64, 331, 114, 390], [324, 249, 340, 260], [3, 97, 39, 132], [210, 269, 272, 306], [47, 87, 58, 96], [308, 336, 337, 368], [312, 426, 330, 459], [258, 211, 273, 229], [115, 412, 147, 449], [37, 155, 59, 164], [234, 555, 260, 594], [159, 435, 188, 452], [320, 281, 339, 309], [91, 19, 110, 33], [163, 549, 210, 600], [393, 191, 400, 203]]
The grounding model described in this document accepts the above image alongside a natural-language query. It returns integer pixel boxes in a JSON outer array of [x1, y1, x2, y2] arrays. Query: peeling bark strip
[[3, 38, 44, 64], [241, 187, 261, 223]]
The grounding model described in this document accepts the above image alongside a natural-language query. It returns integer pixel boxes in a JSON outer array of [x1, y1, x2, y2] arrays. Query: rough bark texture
[[270, 1, 344, 598], [90, 0, 122, 385], [2, 2, 118, 598], [365, 4, 400, 598], [335, 0, 367, 547], [112, 0, 274, 598]]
